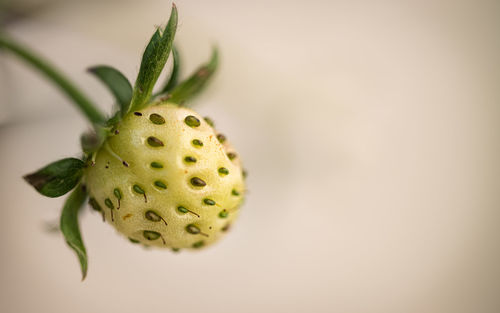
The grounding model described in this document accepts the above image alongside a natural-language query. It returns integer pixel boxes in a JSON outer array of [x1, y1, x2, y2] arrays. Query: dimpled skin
[[85, 103, 245, 250]]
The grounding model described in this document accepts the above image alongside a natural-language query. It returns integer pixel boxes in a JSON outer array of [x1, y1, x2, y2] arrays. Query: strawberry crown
[[0, 4, 219, 280]]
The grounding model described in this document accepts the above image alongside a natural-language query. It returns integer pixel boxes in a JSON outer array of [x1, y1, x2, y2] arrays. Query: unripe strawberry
[[86, 104, 245, 249], [7, 4, 247, 279]]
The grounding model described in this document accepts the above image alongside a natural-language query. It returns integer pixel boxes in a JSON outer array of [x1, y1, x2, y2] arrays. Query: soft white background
[[0, 0, 499, 312]]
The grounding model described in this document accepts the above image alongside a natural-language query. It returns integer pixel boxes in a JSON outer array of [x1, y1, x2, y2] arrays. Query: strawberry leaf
[[168, 47, 218, 104], [159, 46, 181, 94], [23, 158, 85, 198], [60, 184, 88, 280], [87, 65, 132, 116], [129, 4, 178, 112]]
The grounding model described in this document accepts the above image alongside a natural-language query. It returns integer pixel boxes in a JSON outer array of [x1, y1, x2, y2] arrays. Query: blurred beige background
[[0, 0, 499, 312]]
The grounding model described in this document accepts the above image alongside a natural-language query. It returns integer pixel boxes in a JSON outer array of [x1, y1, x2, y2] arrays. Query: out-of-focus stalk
[[0, 33, 106, 126]]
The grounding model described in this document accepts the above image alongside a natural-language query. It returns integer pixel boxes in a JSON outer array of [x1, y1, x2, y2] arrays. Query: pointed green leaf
[[60, 185, 88, 280], [129, 4, 178, 111], [87, 65, 132, 115], [23, 158, 85, 198], [168, 47, 219, 104], [160, 46, 181, 94]]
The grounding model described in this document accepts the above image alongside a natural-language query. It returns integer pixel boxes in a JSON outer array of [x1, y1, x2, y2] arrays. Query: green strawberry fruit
[[2, 4, 247, 279], [86, 104, 245, 249]]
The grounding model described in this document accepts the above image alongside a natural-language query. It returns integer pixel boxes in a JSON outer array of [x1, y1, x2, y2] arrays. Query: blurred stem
[[0, 33, 106, 126]]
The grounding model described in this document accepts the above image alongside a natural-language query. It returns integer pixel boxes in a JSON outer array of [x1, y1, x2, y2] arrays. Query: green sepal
[[80, 128, 107, 154], [60, 184, 88, 280], [168, 47, 219, 104], [159, 46, 181, 94], [23, 158, 85, 198], [129, 4, 178, 112], [87, 65, 132, 116]]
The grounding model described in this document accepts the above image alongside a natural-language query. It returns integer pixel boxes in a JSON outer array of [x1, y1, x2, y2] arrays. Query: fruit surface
[[86, 103, 245, 249]]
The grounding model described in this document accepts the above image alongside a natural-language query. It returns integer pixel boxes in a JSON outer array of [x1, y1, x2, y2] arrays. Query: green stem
[[0, 33, 106, 126]]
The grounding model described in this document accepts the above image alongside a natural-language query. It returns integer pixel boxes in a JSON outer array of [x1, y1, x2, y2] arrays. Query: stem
[[0, 33, 106, 126]]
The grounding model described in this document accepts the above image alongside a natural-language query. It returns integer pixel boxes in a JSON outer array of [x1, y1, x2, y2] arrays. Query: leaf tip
[[81, 266, 88, 281], [169, 2, 179, 23], [23, 171, 47, 191], [86, 66, 97, 74]]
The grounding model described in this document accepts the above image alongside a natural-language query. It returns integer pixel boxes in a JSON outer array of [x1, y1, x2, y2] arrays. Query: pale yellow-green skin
[[85, 103, 245, 250]]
